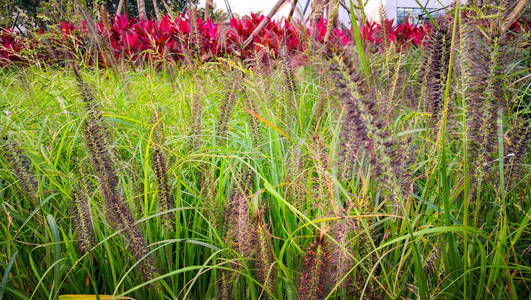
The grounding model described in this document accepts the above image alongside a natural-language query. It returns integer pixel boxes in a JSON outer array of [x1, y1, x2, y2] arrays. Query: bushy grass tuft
[[0, 4, 530, 299]]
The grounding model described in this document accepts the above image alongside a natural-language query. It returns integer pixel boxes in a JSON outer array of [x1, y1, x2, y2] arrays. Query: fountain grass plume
[[505, 116, 530, 187], [310, 134, 338, 215], [298, 231, 330, 300], [72, 188, 95, 253], [462, 23, 503, 186], [279, 43, 298, 95], [255, 208, 276, 298], [1, 137, 38, 204], [424, 17, 451, 117], [220, 167, 256, 299], [329, 217, 353, 287], [286, 145, 306, 208], [329, 59, 372, 179], [243, 92, 262, 148], [151, 107, 172, 226], [331, 48, 415, 205], [226, 192, 255, 259], [75, 65, 156, 280], [216, 73, 243, 143]]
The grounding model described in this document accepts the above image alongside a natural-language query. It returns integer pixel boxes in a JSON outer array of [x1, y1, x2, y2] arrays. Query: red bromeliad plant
[[361, 19, 430, 50], [312, 18, 350, 49], [226, 13, 299, 58], [394, 21, 430, 47], [0, 28, 26, 65], [1, 13, 436, 67]]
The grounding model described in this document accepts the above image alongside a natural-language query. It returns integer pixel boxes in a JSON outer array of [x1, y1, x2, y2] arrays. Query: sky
[[197, 0, 293, 19]]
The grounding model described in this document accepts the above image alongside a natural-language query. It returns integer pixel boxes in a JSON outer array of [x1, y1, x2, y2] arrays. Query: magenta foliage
[[0, 28, 25, 65], [312, 18, 350, 48], [361, 19, 430, 49], [1, 14, 431, 66]]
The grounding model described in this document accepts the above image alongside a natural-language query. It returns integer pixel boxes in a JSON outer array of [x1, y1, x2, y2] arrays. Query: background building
[[364, 0, 457, 24]]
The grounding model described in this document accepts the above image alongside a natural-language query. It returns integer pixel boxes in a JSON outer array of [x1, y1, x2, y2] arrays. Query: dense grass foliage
[[0, 4, 530, 300]]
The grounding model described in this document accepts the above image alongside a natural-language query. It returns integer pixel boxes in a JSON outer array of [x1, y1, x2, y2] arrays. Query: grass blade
[[0, 251, 18, 300], [349, 0, 370, 79]]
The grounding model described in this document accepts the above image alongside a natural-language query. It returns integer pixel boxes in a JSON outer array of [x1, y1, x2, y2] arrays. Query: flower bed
[[1, 13, 431, 66]]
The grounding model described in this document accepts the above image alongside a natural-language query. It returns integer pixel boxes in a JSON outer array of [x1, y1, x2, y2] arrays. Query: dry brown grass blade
[[137, 0, 147, 20], [288, 0, 299, 20], [502, 0, 529, 33], [116, 0, 126, 15], [243, 0, 288, 49], [161, 0, 173, 18], [152, 0, 161, 20]]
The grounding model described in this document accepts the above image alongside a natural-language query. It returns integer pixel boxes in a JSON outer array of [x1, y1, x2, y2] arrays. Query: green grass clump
[[0, 6, 530, 299]]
